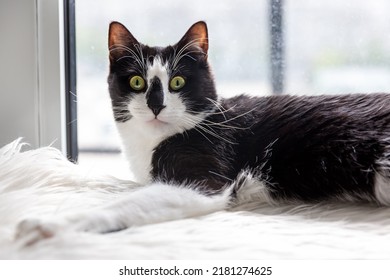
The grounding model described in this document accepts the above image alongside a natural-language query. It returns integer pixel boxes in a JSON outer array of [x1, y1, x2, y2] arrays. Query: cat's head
[[107, 21, 217, 137]]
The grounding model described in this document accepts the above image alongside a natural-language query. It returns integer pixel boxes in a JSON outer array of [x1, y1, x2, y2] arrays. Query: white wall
[[0, 0, 66, 152]]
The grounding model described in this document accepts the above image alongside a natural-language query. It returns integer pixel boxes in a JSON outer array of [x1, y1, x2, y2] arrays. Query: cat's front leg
[[15, 183, 233, 245], [15, 209, 122, 246]]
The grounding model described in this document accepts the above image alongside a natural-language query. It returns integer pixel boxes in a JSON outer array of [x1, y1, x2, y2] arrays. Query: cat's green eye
[[170, 76, 186, 91], [129, 75, 146, 91]]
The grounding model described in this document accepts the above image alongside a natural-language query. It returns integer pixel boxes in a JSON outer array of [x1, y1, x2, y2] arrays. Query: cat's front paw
[[15, 218, 64, 246], [15, 211, 117, 245]]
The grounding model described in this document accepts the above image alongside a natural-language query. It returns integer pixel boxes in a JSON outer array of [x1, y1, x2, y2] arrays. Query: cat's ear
[[177, 21, 209, 56], [108, 21, 139, 61]]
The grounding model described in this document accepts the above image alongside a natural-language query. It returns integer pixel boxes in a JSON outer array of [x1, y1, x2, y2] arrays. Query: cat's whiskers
[[216, 107, 257, 126], [172, 39, 197, 67], [181, 117, 214, 144], [110, 44, 146, 74], [170, 64, 185, 78], [183, 112, 229, 131], [203, 118, 250, 130], [204, 98, 255, 128], [206, 98, 230, 121], [109, 44, 133, 53], [185, 99, 236, 117], [186, 107, 251, 131], [196, 123, 237, 145], [208, 171, 234, 182], [171, 50, 198, 72], [133, 43, 146, 71], [171, 38, 205, 71], [181, 115, 238, 145]]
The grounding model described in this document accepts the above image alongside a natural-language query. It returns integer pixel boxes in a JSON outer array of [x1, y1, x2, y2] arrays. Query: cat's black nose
[[148, 104, 166, 116], [146, 77, 165, 116]]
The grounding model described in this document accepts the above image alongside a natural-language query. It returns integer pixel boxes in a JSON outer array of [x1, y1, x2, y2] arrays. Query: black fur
[[153, 93, 390, 202]]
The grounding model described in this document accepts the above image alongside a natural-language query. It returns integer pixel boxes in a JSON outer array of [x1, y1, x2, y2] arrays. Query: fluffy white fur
[[2, 139, 390, 259]]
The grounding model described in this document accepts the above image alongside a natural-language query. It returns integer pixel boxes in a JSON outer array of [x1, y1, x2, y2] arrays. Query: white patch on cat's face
[[146, 56, 170, 105], [117, 55, 209, 184], [127, 56, 200, 133]]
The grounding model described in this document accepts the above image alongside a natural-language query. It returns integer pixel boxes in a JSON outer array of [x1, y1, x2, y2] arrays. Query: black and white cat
[[16, 21, 390, 243]]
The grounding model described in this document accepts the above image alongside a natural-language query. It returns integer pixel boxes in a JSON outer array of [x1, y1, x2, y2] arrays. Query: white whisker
[[110, 44, 146, 75], [181, 115, 238, 145], [171, 38, 205, 71]]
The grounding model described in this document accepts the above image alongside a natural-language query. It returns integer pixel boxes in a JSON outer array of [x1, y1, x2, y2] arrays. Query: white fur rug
[[1, 139, 390, 259]]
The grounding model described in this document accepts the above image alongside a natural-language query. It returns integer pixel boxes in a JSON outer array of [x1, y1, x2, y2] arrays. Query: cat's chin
[[146, 118, 169, 127]]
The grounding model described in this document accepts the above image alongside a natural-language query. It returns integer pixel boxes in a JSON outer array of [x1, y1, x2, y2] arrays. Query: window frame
[[64, 0, 78, 162], [0, 0, 69, 155], [270, 0, 285, 94]]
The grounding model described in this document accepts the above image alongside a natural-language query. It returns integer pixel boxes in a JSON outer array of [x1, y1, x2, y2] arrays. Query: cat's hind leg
[[230, 169, 276, 206]]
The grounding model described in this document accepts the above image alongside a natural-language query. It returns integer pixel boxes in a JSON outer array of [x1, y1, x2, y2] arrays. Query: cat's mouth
[[147, 118, 169, 126]]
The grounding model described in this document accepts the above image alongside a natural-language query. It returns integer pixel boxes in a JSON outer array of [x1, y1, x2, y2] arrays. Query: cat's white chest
[[115, 120, 168, 184]]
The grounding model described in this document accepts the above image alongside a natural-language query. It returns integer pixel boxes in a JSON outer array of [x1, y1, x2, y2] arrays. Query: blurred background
[[75, 0, 390, 176]]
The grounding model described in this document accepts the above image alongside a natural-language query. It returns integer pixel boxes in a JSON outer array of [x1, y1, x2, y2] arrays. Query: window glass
[[285, 0, 390, 94]]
